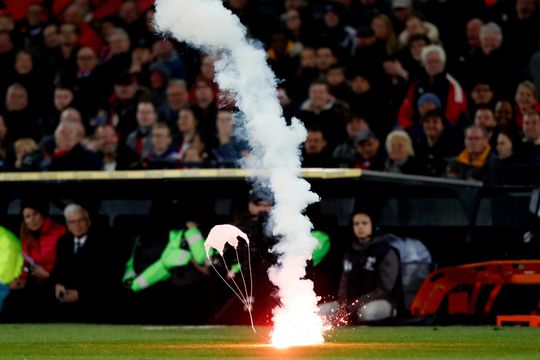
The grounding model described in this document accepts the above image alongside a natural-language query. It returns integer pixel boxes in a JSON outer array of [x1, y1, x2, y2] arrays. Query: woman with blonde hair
[[514, 81, 539, 129], [14, 138, 43, 170], [371, 14, 398, 56], [384, 130, 424, 175]]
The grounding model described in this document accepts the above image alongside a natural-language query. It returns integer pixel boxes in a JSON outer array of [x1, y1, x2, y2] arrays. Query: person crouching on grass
[[320, 210, 403, 324]]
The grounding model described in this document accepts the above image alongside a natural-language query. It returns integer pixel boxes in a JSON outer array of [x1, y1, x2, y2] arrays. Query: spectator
[[44, 85, 75, 135], [63, 4, 103, 53], [486, 130, 525, 184], [289, 47, 319, 102], [326, 65, 351, 103], [464, 22, 510, 97], [108, 71, 151, 139], [152, 39, 187, 80], [197, 54, 218, 86], [282, 7, 315, 50], [144, 122, 178, 169], [522, 110, 540, 161], [514, 81, 538, 129], [95, 124, 140, 171], [129, 39, 154, 88], [125, 101, 157, 160], [333, 113, 370, 168], [318, 2, 356, 61], [445, 125, 492, 181], [2, 199, 66, 322], [397, 14, 439, 49], [101, 28, 131, 89], [413, 110, 460, 177], [14, 138, 43, 171], [297, 80, 348, 149], [148, 61, 171, 109], [371, 14, 398, 57], [348, 26, 388, 87], [354, 129, 385, 170], [117, 0, 146, 44], [51, 204, 115, 321], [192, 78, 218, 142], [494, 100, 515, 131], [72, 47, 102, 120], [503, 0, 540, 81], [320, 210, 403, 323], [267, 30, 298, 83], [10, 50, 45, 111], [398, 45, 467, 128], [53, 22, 81, 84], [17, 4, 47, 53], [301, 127, 335, 168], [391, 0, 415, 34], [211, 109, 248, 167], [45, 121, 102, 171], [158, 79, 190, 127], [474, 106, 498, 147], [3, 83, 41, 142], [384, 130, 424, 175], [173, 106, 201, 161], [384, 34, 431, 85], [467, 80, 495, 121]]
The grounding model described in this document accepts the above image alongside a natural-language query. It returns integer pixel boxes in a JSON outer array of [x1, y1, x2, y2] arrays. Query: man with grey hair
[[44, 121, 102, 171], [464, 22, 510, 97], [398, 45, 467, 128], [50, 203, 114, 321]]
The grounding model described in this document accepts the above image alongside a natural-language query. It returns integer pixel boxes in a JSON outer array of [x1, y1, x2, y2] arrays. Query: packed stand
[[0, 0, 539, 183]]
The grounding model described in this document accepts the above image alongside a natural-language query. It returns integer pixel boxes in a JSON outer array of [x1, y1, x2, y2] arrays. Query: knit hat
[[417, 92, 442, 109]]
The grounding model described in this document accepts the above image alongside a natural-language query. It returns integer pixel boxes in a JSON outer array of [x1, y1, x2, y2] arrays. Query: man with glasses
[[444, 125, 492, 181]]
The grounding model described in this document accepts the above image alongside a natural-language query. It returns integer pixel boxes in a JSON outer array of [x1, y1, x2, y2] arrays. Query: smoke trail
[[154, 0, 324, 345]]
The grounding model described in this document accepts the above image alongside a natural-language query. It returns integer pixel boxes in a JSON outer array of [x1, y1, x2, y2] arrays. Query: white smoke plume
[[154, 0, 325, 344]]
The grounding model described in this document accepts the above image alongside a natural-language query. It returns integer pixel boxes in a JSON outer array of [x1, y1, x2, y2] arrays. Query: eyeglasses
[[67, 217, 89, 225]]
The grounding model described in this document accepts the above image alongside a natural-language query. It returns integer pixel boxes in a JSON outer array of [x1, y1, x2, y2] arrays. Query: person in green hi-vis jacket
[[123, 225, 207, 292], [0, 226, 23, 312], [121, 198, 212, 324]]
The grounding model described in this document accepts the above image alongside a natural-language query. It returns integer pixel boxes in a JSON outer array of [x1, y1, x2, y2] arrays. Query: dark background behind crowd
[[0, 0, 539, 184]]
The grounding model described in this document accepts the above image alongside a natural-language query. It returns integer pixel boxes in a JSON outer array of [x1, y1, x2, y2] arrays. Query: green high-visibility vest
[[0, 226, 23, 284], [124, 227, 206, 292]]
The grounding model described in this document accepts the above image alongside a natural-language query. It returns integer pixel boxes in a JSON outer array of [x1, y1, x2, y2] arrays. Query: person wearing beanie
[[319, 209, 403, 323]]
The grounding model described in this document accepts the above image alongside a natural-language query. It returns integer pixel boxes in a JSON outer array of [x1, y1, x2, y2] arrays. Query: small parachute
[[205, 224, 256, 332]]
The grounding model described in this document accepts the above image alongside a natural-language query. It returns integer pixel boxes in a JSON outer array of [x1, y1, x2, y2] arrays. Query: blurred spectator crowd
[[0, 0, 540, 183]]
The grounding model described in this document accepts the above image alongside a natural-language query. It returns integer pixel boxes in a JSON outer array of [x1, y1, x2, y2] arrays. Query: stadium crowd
[[0, 0, 539, 183], [1, 0, 540, 324]]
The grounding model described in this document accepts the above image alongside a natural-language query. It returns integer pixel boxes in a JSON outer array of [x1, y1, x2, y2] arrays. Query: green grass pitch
[[0, 324, 539, 359]]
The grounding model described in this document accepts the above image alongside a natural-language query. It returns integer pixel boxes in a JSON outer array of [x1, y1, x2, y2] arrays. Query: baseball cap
[[354, 129, 376, 145], [393, 0, 412, 9]]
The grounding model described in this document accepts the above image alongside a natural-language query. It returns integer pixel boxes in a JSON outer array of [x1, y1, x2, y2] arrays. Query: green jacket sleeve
[[311, 230, 330, 267], [184, 227, 206, 265]]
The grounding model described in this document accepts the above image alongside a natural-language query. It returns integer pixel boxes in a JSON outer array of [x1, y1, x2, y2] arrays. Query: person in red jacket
[[2, 199, 66, 322], [398, 45, 467, 129]]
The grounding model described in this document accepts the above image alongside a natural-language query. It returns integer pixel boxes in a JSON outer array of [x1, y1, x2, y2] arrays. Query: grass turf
[[0, 324, 539, 359]]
